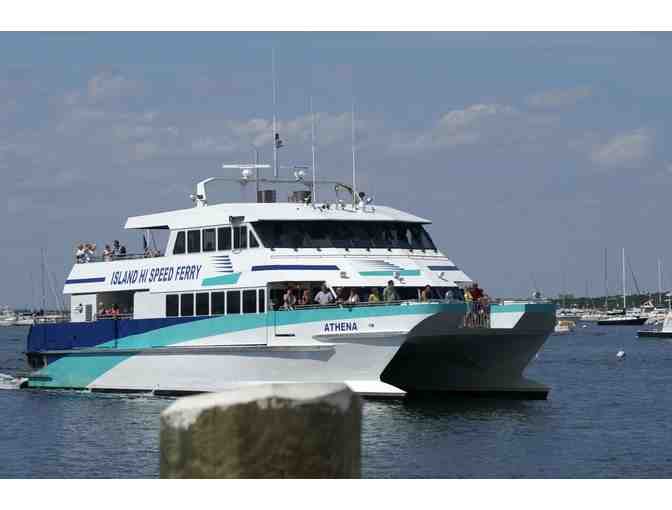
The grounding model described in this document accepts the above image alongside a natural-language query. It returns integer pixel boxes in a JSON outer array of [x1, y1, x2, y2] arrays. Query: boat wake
[[0, 373, 27, 390]]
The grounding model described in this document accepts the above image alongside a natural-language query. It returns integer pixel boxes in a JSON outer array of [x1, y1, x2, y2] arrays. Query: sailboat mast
[[351, 98, 357, 208], [41, 248, 46, 312], [658, 258, 663, 306], [604, 248, 608, 309], [622, 247, 627, 310], [311, 96, 317, 204]]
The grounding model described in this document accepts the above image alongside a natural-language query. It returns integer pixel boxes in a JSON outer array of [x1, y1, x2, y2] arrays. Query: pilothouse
[[24, 161, 556, 398]]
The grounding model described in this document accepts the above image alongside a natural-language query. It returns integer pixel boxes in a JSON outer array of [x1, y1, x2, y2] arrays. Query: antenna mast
[[272, 49, 279, 178], [310, 96, 317, 204], [41, 248, 46, 312], [351, 98, 357, 208]]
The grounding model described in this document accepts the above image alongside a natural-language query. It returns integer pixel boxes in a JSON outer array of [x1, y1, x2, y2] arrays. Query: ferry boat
[[24, 168, 555, 398]]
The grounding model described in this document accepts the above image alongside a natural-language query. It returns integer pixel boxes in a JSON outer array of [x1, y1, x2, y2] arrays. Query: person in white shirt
[[314, 284, 334, 306], [283, 288, 296, 310], [347, 288, 360, 305]]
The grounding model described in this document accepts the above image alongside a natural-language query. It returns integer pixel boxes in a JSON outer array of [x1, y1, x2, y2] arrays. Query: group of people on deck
[[76, 240, 127, 263], [97, 303, 122, 319], [280, 280, 409, 310]]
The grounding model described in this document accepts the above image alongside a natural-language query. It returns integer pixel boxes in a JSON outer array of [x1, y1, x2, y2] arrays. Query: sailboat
[[598, 248, 647, 326]]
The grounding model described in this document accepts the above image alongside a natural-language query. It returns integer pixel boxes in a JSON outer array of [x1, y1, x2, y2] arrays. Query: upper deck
[[124, 201, 431, 231]]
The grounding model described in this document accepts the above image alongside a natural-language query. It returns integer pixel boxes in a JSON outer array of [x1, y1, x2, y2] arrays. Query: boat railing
[[76, 253, 163, 263]]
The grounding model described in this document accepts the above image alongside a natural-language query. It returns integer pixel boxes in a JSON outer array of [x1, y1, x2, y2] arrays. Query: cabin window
[[253, 221, 437, 250], [218, 227, 232, 251], [173, 232, 186, 255], [212, 292, 225, 315], [203, 228, 216, 252], [196, 292, 210, 316], [227, 290, 241, 314], [249, 230, 260, 248], [233, 226, 247, 250], [258, 289, 266, 313], [166, 294, 179, 317], [243, 290, 256, 314], [187, 230, 201, 253], [180, 293, 194, 316]]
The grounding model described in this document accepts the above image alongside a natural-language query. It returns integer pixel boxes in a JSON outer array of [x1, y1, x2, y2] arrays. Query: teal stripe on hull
[[359, 270, 421, 277], [202, 273, 241, 286], [491, 303, 556, 313], [28, 302, 464, 389], [29, 354, 132, 389]]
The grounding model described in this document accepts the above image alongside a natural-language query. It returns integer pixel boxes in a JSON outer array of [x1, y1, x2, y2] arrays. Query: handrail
[[76, 253, 162, 263]]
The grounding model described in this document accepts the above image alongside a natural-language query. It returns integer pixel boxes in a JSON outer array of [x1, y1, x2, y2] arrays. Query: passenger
[[333, 287, 346, 304], [75, 244, 85, 263], [347, 288, 360, 305], [420, 285, 432, 302], [283, 288, 296, 310], [97, 302, 106, 318], [103, 245, 113, 261], [112, 240, 120, 256], [314, 284, 334, 306], [119, 245, 127, 257], [368, 288, 380, 303], [299, 288, 311, 306], [83, 243, 95, 263], [383, 280, 398, 302], [109, 304, 121, 318]]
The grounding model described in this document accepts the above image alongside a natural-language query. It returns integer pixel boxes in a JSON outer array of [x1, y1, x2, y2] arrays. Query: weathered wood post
[[160, 383, 361, 478]]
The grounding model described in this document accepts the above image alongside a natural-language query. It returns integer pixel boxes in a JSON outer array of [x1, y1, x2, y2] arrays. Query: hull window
[[243, 290, 256, 314], [173, 232, 185, 255], [187, 230, 201, 253], [212, 292, 225, 315], [180, 293, 194, 316], [196, 292, 210, 316], [258, 289, 266, 313], [203, 229, 216, 252], [227, 290, 241, 314], [166, 294, 179, 317]]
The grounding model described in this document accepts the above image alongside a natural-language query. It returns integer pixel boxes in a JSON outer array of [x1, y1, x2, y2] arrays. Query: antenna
[[310, 96, 317, 204], [41, 248, 46, 312], [271, 49, 281, 178], [351, 98, 357, 208], [622, 247, 626, 310]]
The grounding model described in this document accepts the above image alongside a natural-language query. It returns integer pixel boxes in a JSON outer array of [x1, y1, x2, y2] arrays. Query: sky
[[2, 31, 672, 308]]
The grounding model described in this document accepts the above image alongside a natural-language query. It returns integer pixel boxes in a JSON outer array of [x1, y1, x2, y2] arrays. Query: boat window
[[196, 292, 210, 316], [249, 230, 260, 248], [233, 226, 248, 250], [173, 232, 186, 255], [211, 292, 225, 315], [203, 229, 216, 252], [180, 293, 194, 316], [258, 289, 266, 313], [187, 230, 201, 254], [166, 294, 179, 317], [253, 221, 437, 250], [227, 290, 241, 314], [243, 290, 256, 314], [218, 226, 232, 251]]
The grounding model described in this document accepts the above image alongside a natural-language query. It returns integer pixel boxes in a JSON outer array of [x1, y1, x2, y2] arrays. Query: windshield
[[253, 220, 437, 250]]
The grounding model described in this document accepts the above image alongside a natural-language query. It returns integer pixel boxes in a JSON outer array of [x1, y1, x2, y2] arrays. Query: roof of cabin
[[124, 202, 431, 230]]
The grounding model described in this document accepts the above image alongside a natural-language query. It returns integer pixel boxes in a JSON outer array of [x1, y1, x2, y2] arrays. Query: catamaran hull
[[25, 303, 555, 398]]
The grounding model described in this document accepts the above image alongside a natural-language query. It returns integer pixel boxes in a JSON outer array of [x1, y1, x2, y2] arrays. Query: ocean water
[[1, 323, 672, 478]]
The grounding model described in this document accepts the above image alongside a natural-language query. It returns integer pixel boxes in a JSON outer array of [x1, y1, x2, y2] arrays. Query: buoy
[[616, 350, 626, 359]]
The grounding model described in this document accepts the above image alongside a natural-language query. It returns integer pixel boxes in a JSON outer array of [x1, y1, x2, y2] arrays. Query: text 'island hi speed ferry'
[[25, 166, 555, 398]]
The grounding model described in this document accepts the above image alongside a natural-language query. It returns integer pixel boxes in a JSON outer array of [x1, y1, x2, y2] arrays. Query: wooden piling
[[160, 383, 361, 478]]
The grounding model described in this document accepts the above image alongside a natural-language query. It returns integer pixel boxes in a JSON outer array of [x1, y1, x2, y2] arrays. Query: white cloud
[[526, 86, 593, 109], [392, 103, 521, 154], [590, 128, 654, 168]]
